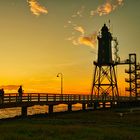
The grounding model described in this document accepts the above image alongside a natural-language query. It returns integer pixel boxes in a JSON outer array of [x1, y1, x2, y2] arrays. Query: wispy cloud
[[78, 32, 97, 48], [71, 6, 85, 18], [27, 0, 48, 16], [67, 25, 97, 48], [65, 0, 124, 48], [117, 0, 124, 5], [74, 26, 85, 35], [0, 85, 20, 90], [90, 0, 124, 16]]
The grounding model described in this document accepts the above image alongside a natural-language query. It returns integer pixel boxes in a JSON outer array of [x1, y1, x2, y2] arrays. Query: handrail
[[0, 93, 132, 107]]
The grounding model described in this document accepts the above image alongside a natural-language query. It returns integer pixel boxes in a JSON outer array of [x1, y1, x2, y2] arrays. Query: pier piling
[[21, 106, 27, 117], [68, 104, 72, 112], [49, 105, 54, 114]]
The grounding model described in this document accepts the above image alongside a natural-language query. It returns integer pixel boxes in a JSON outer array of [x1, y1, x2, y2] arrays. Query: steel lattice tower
[[91, 24, 119, 100]]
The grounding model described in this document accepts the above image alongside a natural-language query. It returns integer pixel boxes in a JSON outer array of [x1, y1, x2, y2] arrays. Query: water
[[0, 103, 112, 119], [0, 103, 82, 119]]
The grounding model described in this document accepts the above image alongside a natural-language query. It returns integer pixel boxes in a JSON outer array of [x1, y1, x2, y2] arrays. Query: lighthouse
[[91, 24, 119, 100]]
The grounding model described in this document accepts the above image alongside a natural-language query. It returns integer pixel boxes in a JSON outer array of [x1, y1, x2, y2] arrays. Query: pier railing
[[0, 93, 139, 116], [2, 93, 92, 104], [1, 93, 132, 104]]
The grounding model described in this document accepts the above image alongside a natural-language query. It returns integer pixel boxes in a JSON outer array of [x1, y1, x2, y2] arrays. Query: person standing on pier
[[18, 86, 23, 102], [0, 88, 4, 104]]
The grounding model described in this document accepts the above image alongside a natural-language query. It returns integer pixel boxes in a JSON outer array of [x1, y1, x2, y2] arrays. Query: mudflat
[[0, 109, 140, 140]]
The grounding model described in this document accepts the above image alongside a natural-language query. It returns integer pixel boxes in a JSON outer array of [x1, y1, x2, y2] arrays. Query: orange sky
[[0, 0, 139, 95]]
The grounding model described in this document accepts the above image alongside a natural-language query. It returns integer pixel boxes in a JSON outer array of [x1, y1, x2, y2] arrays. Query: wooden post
[[9, 94, 11, 103], [82, 103, 86, 110], [87, 102, 93, 108], [48, 105, 53, 114], [94, 102, 98, 110], [54, 94, 56, 101], [38, 94, 40, 102], [103, 102, 106, 108], [87, 95, 89, 101], [68, 104, 72, 112], [83, 95, 85, 101], [110, 101, 116, 108], [74, 95, 76, 101], [22, 106, 27, 117], [46, 94, 48, 101], [28, 94, 30, 102], [61, 94, 63, 101], [79, 95, 81, 101], [30, 94, 32, 101], [16, 95, 18, 102]]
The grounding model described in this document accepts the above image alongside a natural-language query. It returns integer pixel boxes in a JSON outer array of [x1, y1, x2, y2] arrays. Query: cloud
[[91, 2, 113, 16], [78, 37, 94, 48], [117, 0, 124, 5], [27, 0, 48, 16], [90, 0, 124, 16], [0, 85, 20, 90], [65, 0, 124, 48], [70, 25, 97, 48], [78, 33, 97, 48], [71, 6, 85, 18], [74, 26, 85, 35]]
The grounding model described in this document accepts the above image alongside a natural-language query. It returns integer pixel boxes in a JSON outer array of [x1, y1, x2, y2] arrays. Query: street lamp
[[57, 73, 63, 95]]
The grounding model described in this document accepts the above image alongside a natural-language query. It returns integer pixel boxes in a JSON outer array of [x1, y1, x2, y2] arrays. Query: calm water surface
[[0, 104, 82, 119]]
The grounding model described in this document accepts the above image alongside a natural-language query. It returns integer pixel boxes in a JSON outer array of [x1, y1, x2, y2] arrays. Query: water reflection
[[0, 103, 82, 119]]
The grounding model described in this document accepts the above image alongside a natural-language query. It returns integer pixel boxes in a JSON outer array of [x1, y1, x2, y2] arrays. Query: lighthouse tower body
[[98, 24, 113, 65], [91, 24, 119, 100]]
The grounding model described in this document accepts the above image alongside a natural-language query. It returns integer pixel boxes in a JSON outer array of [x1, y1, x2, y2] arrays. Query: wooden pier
[[0, 93, 140, 117]]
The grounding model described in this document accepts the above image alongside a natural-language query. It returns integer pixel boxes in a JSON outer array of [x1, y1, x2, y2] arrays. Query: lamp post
[[57, 73, 63, 95]]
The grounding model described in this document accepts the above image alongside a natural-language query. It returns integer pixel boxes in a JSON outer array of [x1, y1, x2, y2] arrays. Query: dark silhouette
[[0, 88, 4, 104], [91, 24, 119, 100], [101, 92, 109, 100], [18, 86, 23, 102]]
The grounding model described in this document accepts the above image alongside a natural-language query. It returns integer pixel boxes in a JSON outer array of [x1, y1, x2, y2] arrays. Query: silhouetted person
[[18, 86, 23, 102], [1, 88, 4, 103], [0, 88, 4, 104]]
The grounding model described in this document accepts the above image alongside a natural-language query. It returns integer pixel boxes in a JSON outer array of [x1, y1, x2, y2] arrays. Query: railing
[[2, 93, 92, 104], [0, 93, 133, 106]]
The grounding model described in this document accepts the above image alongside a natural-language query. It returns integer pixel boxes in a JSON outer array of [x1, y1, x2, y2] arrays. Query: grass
[[0, 109, 140, 140]]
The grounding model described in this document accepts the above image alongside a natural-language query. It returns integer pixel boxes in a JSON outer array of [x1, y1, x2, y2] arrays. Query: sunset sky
[[0, 0, 139, 94]]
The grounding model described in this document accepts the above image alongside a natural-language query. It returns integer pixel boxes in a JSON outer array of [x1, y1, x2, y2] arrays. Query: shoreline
[[0, 108, 139, 140]]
